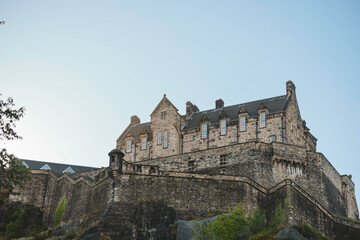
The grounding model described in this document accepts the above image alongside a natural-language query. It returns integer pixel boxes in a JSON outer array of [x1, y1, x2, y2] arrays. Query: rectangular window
[[220, 119, 227, 135], [270, 135, 276, 143], [158, 132, 162, 145], [260, 112, 266, 128], [240, 116, 246, 131], [164, 131, 168, 148], [290, 120, 293, 131], [297, 129, 299, 138], [202, 123, 208, 138], [141, 137, 147, 150], [220, 154, 227, 165], [126, 140, 131, 152]]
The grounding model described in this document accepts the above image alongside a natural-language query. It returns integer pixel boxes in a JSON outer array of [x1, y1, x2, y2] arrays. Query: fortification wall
[[137, 141, 354, 218], [12, 167, 360, 239], [114, 173, 268, 220]]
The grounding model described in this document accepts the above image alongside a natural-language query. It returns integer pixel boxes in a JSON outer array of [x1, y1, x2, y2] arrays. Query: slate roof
[[120, 95, 288, 138], [118, 122, 152, 142], [182, 95, 287, 130], [21, 159, 98, 176]]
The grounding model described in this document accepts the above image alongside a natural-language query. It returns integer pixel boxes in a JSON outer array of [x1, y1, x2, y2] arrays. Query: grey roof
[[120, 122, 152, 141], [182, 95, 287, 130], [21, 159, 98, 176], [120, 95, 288, 137]]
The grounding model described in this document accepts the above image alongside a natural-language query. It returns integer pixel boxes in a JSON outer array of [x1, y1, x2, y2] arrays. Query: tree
[[53, 196, 67, 226], [0, 94, 31, 204]]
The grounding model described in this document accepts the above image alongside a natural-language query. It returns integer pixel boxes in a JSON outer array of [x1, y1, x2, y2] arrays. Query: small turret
[[108, 149, 124, 176]]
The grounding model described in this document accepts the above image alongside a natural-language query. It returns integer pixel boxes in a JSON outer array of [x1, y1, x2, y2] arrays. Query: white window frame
[[240, 116, 246, 131], [270, 135, 276, 143], [141, 137, 147, 150], [126, 140, 132, 152], [260, 112, 266, 128], [158, 132, 162, 145], [202, 123, 208, 138], [164, 131, 168, 148], [220, 119, 227, 135]]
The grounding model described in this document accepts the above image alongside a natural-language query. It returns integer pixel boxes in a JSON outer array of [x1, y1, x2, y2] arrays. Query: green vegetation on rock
[[54, 196, 67, 226]]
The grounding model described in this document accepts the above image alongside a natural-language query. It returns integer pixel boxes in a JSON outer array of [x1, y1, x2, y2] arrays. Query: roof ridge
[[192, 95, 286, 115], [21, 159, 97, 169]]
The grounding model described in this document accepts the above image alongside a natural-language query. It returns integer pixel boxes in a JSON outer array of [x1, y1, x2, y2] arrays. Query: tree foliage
[[54, 196, 67, 226], [0, 94, 30, 204]]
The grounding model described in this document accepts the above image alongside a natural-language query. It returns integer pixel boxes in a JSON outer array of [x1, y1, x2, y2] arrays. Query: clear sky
[[1, 1, 360, 203]]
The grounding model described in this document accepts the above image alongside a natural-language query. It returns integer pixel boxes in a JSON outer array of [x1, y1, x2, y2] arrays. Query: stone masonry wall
[[181, 112, 285, 154], [150, 96, 182, 159], [138, 141, 355, 218], [114, 173, 268, 220]]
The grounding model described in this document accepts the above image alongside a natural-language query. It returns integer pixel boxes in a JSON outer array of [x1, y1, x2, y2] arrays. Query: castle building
[[13, 81, 360, 239], [117, 81, 317, 162]]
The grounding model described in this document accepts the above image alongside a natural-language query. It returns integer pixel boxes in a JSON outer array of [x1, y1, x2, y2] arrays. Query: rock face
[[53, 200, 177, 240]]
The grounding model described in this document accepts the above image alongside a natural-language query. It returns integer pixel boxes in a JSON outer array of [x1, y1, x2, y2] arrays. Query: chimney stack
[[215, 99, 224, 109], [186, 101, 199, 118], [131, 115, 140, 125], [286, 81, 296, 99]]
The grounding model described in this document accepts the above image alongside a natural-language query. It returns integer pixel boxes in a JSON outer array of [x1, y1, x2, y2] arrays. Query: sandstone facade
[[11, 81, 360, 239]]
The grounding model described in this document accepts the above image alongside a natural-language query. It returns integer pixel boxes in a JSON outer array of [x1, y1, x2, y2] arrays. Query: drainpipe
[[236, 121, 239, 144], [281, 116, 284, 143], [181, 135, 184, 154], [148, 146, 152, 160], [134, 142, 136, 162], [256, 121, 258, 142], [207, 126, 209, 149]]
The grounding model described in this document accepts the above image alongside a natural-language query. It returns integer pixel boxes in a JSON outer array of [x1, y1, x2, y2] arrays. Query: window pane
[[202, 124, 208, 138], [158, 132, 162, 144], [260, 113, 266, 128], [221, 120, 226, 135], [164, 131, 168, 148], [126, 140, 131, 152], [141, 137, 147, 149], [240, 116, 246, 131]]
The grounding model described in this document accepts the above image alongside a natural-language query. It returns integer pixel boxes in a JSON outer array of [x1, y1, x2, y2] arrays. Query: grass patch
[[294, 223, 331, 240]]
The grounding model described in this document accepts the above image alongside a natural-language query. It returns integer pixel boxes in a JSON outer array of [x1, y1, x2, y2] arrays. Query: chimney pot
[[131, 115, 140, 124], [216, 99, 224, 109]]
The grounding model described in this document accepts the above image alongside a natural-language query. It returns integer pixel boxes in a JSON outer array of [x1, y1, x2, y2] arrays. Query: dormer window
[[240, 116, 246, 131], [158, 132, 162, 145], [164, 131, 168, 148], [202, 123, 208, 138], [126, 140, 132, 152], [260, 112, 266, 128], [220, 119, 227, 135], [141, 137, 147, 150]]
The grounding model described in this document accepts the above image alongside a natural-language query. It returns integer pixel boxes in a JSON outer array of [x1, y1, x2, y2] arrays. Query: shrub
[[294, 223, 331, 240], [211, 203, 248, 240], [248, 207, 265, 234], [54, 196, 67, 226], [271, 202, 284, 228]]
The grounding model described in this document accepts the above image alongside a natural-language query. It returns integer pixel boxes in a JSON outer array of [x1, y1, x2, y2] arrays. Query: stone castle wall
[[137, 141, 357, 219]]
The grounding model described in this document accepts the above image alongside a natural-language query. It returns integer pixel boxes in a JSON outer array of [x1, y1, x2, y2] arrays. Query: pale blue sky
[[1, 1, 360, 202]]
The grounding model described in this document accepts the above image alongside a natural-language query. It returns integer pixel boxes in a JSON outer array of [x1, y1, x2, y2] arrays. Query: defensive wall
[[11, 141, 360, 239], [12, 168, 360, 239], [137, 141, 357, 219]]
